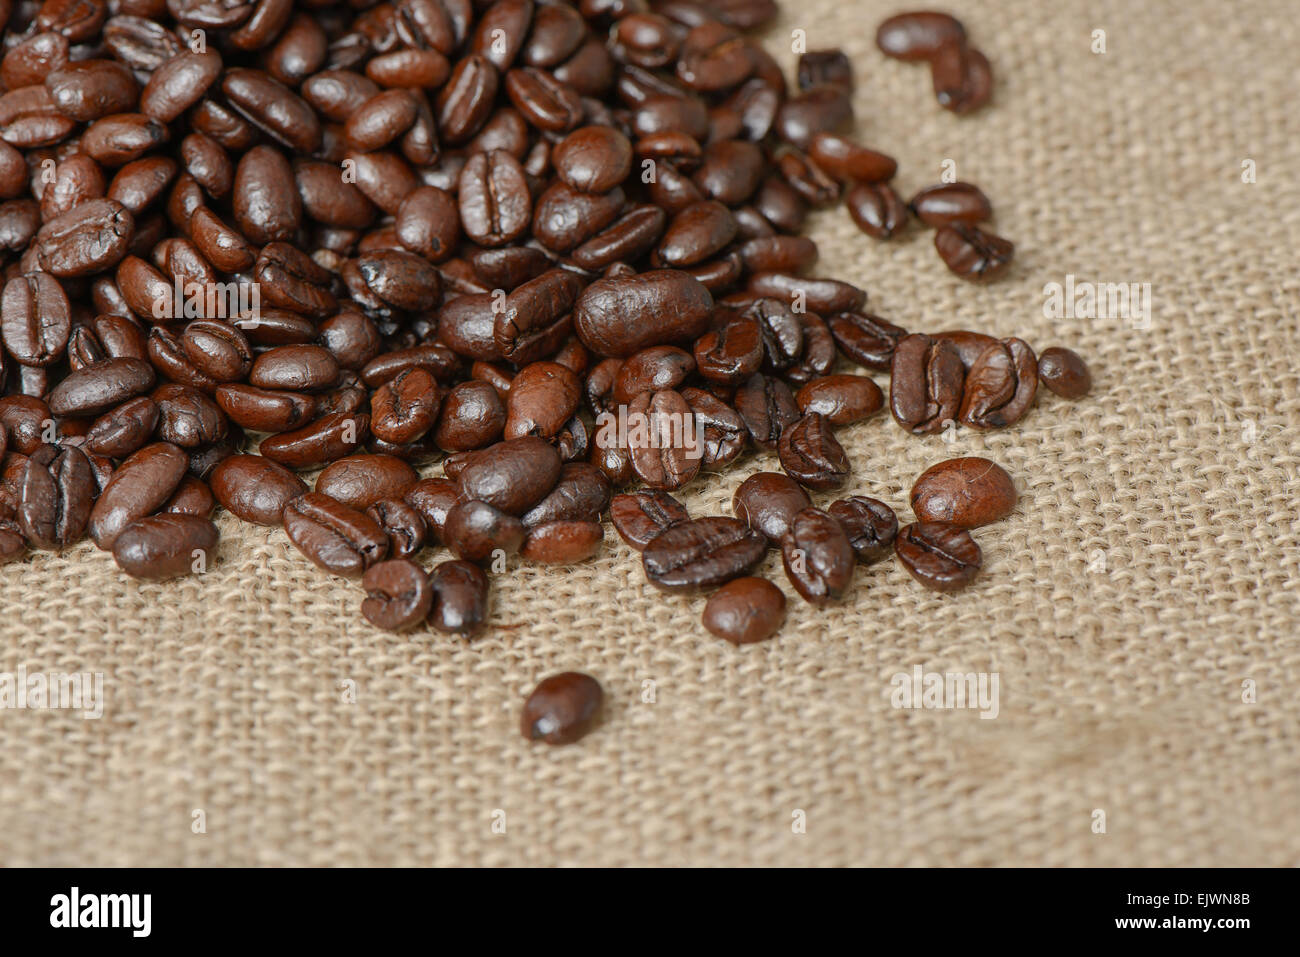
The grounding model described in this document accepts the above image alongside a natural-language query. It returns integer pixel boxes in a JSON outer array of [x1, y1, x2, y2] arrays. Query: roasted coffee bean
[[521, 517, 604, 563], [775, 148, 841, 206], [84, 395, 158, 457], [889, 333, 965, 435], [365, 499, 427, 559], [457, 435, 561, 515], [140, 50, 222, 122], [1037, 346, 1092, 399], [48, 357, 156, 416], [0, 397, 51, 455], [679, 386, 746, 470], [81, 114, 169, 167], [959, 338, 1037, 428], [909, 182, 992, 227], [847, 181, 908, 239], [795, 375, 883, 425], [702, 576, 786, 644], [111, 513, 217, 580], [828, 496, 898, 565], [443, 498, 525, 562], [609, 489, 688, 551], [732, 471, 811, 543], [571, 204, 666, 270], [734, 373, 798, 450], [345, 89, 419, 151], [283, 491, 389, 578], [573, 269, 714, 358], [433, 380, 506, 452], [43, 154, 108, 221], [221, 68, 321, 154], [17, 443, 95, 547], [2, 272, 71, 365], [553, 124, 632, 193], [0, 519, 24, 564], [494, 268, 583, 365], [87, 441, 188, 548], [827, 311, 907, 371], [934, 223, 1013, 281], [533, 180, 625, 252], [354, 249, 442, 312], [259, 411, 370, 470], [152, 383, 227, 448], [360, 558, 432, 631], [931, 40, 992, 115], [469, 245, 550, 291], [394, 185, 459, 261], [778, 412, 849, 490], [521, 671, 602, 744], [745, 298, 803, 373], [807, 133, 896, 183], [654, 200, 737, 268], [775, 84, 852, 149], [910, 457, 1016, 529], [504, 361, 581, 440], [458, 148, 531, 247], [876, 11, 966, 60], [249, 345, 340, 393], [693, 314, 763, 386], [428, 559, 490, 635], [214, 384, 317, 433], [780, 507, 854, 605], [626, 388, 702, 491], [209, 453, 307, 526], [895, 521, 981, 592], [613, 346, 695, 405], [370, 367, 441, 445], [404, 476, 459, 545], [258, 243, 337, 318], [737, 235, 818, 275], [359, 344, 459, 388], [315, 454, 418, 511], [163, 475, 216, 518], [642, 515, 765, 592], [521, 462, 611, 528]]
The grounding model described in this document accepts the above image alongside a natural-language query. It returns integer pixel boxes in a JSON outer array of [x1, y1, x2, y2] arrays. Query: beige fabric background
[[2, 0, 1298, 867]]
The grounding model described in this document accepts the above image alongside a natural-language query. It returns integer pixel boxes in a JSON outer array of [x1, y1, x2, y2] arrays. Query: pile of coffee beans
[[0, 3, 1092, 746]]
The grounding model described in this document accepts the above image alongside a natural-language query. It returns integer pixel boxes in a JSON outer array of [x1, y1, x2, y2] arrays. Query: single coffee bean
[[370, 367, 441, 444], [249, 345, 341, 393], [494, 268, 583, 365], [2, 272, 71, 365], [609, 489, 689, 551], [732, 471, 811, 543], [959, 338, 1038, 429], [522, 463, 612, 528], [703, 575, 787, 645], [457, 436, 562, 515], [283, 491, 389, 578], [35, 198, 134, 277], [520, 519, 604, 563], [17, 443, 95, 547], [433, 380, 506, 452], [84, 396, 159, 458], [443, 498, 525, 562], [315, 454, 418, 510], [1037, 346, 1092, 399], [908, 182, 992, 227], [777, 412, 850, 490], [679, 386, 747, 470], [360, 558, 433, 631], [87, 441, 189, 548], [214, 384, 318, 434], [734, 373, 799, 450], [931, 41, 992, 115], [910, 457, 1016, 529], [746, 270, 865, 315], [573, 269, 714, 358], [521, 671, 602, 745], [553, 124, 632, 193], [111, 513, 218, 580], [828, 496, 898, 565], [846, 181, 908, 239], [504, 361, 581, 440], [162, 475, 216, 518], [428, 559, 490, 635], [827, 311, 907, 371], [152, 383, 228, 449], [895, 521, 982, 592], [626, 388, 702, 491], [180, 319, 253, 382], [780, 506, 855, 605], [795, 375, 883, 425], [364, 499, 428, 559], [876, 12, 966, 61], [642, 515, 766, 592], [934, 223, 1014, 281], [693, 315, 764, 386], [458, 148, 531, 247], [889, 333, 965, 435], [798, 49, 852, 91]]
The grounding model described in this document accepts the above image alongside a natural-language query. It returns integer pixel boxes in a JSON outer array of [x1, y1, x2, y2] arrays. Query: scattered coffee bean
[[780, 507, 855, 605], [609, 489, 690, 550], [428, 559, 490, 635], [642, 516, 766, 592], [1037, 347, 1092, 399], [828, 496, 899, 565], [895, 521, 982, 592], [910, 457, 1016, 528], [732, 471, 811, 543], [521, 671, 602, 745], [111, 514, 218, 580], [360, 559, 433, 632], [778, 412, 850, 490], [702, 577, 786, 645]]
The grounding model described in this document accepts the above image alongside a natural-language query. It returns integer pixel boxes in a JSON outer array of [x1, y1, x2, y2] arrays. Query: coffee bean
[[780, 507, 854, 605], [315, 453, 418, 510], [626, 388, 701, 491], [17, 443, 95, 547], [2, 272, 70, 365], [404, 477, 460, 545], [934, 329, 999, 370], [370, 367, 441, 445], [360, 558, 433, 631], [162, 475, 216, 518], [734, 373, 798, 450], [908, 182, 992, 227], [847, 181, 908, 239], [520, 519, 604, 563], [895, 521, 981, 592], [574, 269, 714, 358], [609, 489, 689, 551], [521, 671, 601, 744], [876, 12, 966, 61], [553, 124, 632, 193], [152, 384, 227, 449], [249, 345, 341, 393], [88, 441, 189, 548], [679, 386, 746, 469], [215, 384, 318, 433], [522, 462, 611, 528], [889, 333, 965, 435], [910, 457, 1016, 529], [693, 315, 764, 386], [443, 499, 525, 562], [732, 471, 811, 543], [1037, 347, 1092, 399], [828, 496, 898, 565], [428, 559, 490, 635], [959, 338, 1038, 428], [702, 576, 786, 644], [458, 148, 531, 247], [364, 498, 427, 559], [778, 412, 850, 490], [797, 50, 852, 91], [180, 319, 253, 382], [112, 513, 218, 580], [746, 271, 865, 315], [283, 491, 388, 578], [433, 380, 506, 452], [795, 375, 883, 425], [934, 223, 1014, 281], [457, 435, 561, 515], [504, 361, 581, 440], [931, 41, 992, 115], [85, 396, 159, 458], [642, 515, 765, 592]]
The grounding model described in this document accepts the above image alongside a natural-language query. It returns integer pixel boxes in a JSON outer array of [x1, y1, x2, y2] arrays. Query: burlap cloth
[[2, 0, 1297, 867]]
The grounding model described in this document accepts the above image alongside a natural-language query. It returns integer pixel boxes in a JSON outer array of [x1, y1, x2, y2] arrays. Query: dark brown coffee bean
[[935, 223, 1013, 281], [807, 133, 896, 183], [394, 185, 459, 262], [457, 435, 561, 515], [876, 11, 966, 61], [553, 124, 632, 193], [521, 519, 603, 563], [17, 443, 95, 547], [532, 180, 625, 252], [345, 89, 419, 151], [443, 498, 525, 562], [315, 454, 418, 510], [109, 513, 217, 580], [521, 462, 611, 528], [828, 496, 898, 565], [188, 207, 254, 273], [504, 361, 581, 441], [140, 49, 222, 122], [889, 333, 965, 435], [221, 67, 321, 153], [249, 345, 340, 393], [737, 235, 818, 274], [81, 113, 169, 167], [283, 491, 389, 578], [702, 576, 786, 644], [82, 395, 156, 458], [152, 383, 227, 448], [87, 440, 188, 548], [360, 558, 432, 631], [734, 373, 798, 450], [0, 397, 51, 455], [457, 148, 531, 247], [895, 521, 981, 592], [780, 507, 854, 605], [693, 314, 763, 386], [608, 489, 688, 551], [574, 269, 714, 358], [404, 476, 459, 545], [732, 471, 810, 544], [775, 84, 852, 149], [909, 182, 992, 227], [625, 388, 701, 491], [746, 271, 865, 316], [847, 181, 908, 239], [433, 380, 506, 452], [370, 367, 441, 445], [932, 329, 998, 370], [34, 198, 133, 277], [612, 347, 694, 405], [1037, 346, 1092, 399], [359, 343, 459, 388], [208, 453, 305, 526], [571, 204, 666, 271], [521, 671, 601, 744], [911, 457, 1016, 529], [678, 386, 745, 470], [428, 559, 490, 634], [795, 375, 883, 426], [827, 311, 907, 371], [959, 338, 1038, 429], [778, 412, 849, 491], [774, 148, 840, 206], [259, 411, 370, 470], [259, 242, 338, 319], [653, 199, 737, 268], [642, 515, 765, 592], [494, 267, 583, 365], [214, 384, 316, 434], [48, 357, 156, 416], [931, 40, 992, 115], [2, 272, 70, 366], [365, 499, 428, 559]]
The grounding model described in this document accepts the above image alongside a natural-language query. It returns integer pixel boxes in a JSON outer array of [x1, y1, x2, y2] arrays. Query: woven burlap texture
[[2, 0, 1298, 867]]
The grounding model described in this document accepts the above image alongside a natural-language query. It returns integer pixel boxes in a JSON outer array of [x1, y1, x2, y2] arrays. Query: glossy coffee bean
[[909, 182, 992, 227], [370, 367, 441, 444], [456, 436, 561, 515], [895, 521, 982, 592], [931, 41, 992, 115], [574, 269, 714, 358], [315, 454, 418, 510], [433, 380, 506, 452], [780, 507, 855, 605], [609, 489, 689, 551], [84, 396, 159, 457], [88, 441, 189, 548], [795, 375, 883, 425], [910, 457, 1016, 529], [360, 559, 433, 632], [215, 384, 317, 433], [827, 311, 908, 371], [404, 477, 460, 545], [522, 463, 612, 528], [443, 499, 525, 562], [504, 361, 581, 440], [364, 499, 428, 559], [828, 496, 898, 565], [520, 519, 604, 563], [111, 513, 218, 580], [959, 338, 1037, 429], [934, 223, 1013, 281], [283, 491, 388, 578], [778, 412, 849, 490], [734, 373, 799, 450], [162, 475, 216, 518], [889, 333, 965, 435], [2, 272, 71, 365], [847, 181, 908, 239], [702, 576, 786, 645], [876, 12, 966, 61], [428, 559, 490, 635], [17, 443, 95, 547], [693, 316, 763, 386], [521, 671, 602, 745], [458, 149, 531, 247], [1037, 347, 1092, 399], [626, 388, 702, 491], [553, 125, 632, 193], [642, 515, 765, 592], [732, 471, 811, 544]]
